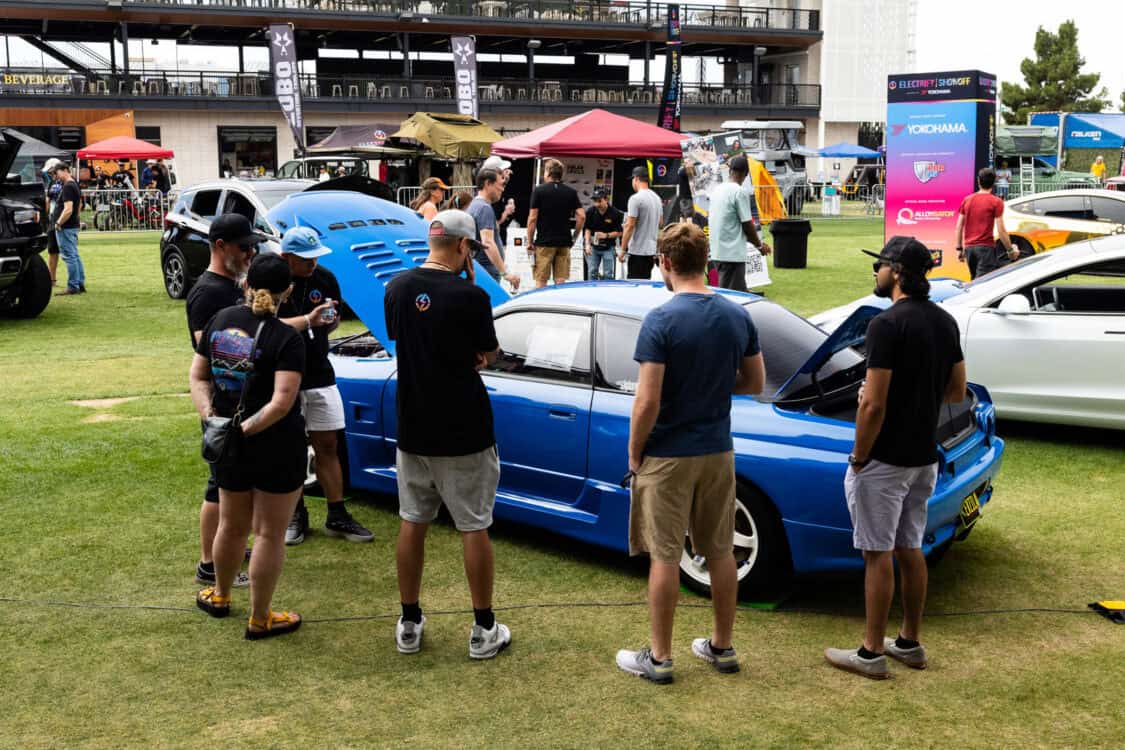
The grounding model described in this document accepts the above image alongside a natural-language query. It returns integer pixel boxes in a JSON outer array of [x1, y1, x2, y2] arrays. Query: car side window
[[595, 315, 641, 393], [1089, 197, 1125, 225], [1026, 259, 1125, 313], [222, 190, 257, 223], [488, 312, 592, 386], [190, 190, 221, 219], [1036, 195, 1091, 220]]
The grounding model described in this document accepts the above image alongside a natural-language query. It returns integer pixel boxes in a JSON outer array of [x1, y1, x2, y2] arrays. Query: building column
[[402, 32, 412, 78], [119, 22, 129, 77]]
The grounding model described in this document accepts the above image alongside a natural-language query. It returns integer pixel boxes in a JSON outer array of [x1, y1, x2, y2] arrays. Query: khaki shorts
[[532, 245, 571, 285], [629, 451, 736, 563], [396, 446, 500, 532]]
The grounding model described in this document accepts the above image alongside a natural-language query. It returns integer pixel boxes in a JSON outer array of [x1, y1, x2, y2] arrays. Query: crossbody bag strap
[[231, 320, 267, 422]]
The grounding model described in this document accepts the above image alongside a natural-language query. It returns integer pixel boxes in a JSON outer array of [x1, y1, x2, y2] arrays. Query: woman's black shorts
[[216, 429, 306, 495]]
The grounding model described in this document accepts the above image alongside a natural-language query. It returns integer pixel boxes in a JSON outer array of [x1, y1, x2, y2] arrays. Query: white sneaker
[[469, 621, 511, 660], [395, 615, 425, 655]]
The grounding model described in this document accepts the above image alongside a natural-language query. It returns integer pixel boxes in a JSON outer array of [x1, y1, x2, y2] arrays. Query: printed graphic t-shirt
[[384, 268, 498, 457], [865, 297, 964, 467], [197, 305, 306, 437], [634, 292, 760, 457], [277, 265, 342, 390]]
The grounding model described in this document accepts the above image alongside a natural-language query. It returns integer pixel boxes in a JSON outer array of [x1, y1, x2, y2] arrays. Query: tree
[[1120, 89, 1125, 113], [1000, 20, 1111, 125]]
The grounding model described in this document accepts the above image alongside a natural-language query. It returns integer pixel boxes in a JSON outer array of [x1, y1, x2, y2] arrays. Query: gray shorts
[[396, 446, 500, 532], [844, 460, 937, 551]]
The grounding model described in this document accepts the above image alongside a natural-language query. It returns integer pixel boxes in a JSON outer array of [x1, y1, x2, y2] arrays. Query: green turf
[[2, 226, 1123, 748]]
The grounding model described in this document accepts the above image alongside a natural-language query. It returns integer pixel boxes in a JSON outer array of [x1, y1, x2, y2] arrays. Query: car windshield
[[252, 189, 296, 209], [962, 252, 1053, 288], [743, 300, 864, 399]]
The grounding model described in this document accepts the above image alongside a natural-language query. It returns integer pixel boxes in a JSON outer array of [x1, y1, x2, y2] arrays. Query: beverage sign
[[885, 69, 996, 280], [269, 24, 305, 151]]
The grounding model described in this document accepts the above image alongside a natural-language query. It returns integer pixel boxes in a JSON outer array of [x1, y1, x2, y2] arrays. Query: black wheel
[[786, 190, 805, 216], [679, 482, 793, 601], [12, 253, 52, 319], [94, 211, 110, 231], [1013, 236, 1035, 259], [162, 247, 189, 299]]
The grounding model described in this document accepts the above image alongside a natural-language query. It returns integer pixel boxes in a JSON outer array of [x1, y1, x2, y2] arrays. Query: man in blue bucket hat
[[276, 226, 374, 546]]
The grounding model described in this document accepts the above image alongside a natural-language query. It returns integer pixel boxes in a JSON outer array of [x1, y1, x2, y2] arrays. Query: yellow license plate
[[958, 492, 981, 528]]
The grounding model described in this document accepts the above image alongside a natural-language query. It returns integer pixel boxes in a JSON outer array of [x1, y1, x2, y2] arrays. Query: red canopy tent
[[491, 109, 684, 159], [77, 136, 174, 160]]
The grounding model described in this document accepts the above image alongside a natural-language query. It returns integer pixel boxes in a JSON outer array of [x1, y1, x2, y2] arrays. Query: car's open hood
[[303, 174, 396, 202], [266, 190, 508, 357], [809, 278, 966, 333], [773, 304, 882, 399]]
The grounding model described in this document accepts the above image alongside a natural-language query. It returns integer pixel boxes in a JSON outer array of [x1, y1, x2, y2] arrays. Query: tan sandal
[[245, 610, 302, 641], [196, 587, 231, 618]]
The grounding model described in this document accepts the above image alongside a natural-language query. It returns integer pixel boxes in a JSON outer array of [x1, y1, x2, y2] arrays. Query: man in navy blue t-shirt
[[615, 222, 766, 685]]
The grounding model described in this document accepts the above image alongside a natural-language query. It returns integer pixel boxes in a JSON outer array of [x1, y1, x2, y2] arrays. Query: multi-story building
[[0, 0, 910, 187]]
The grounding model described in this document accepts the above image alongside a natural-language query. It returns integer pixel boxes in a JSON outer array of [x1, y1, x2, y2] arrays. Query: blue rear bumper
[[783, 435, 1005, 575]]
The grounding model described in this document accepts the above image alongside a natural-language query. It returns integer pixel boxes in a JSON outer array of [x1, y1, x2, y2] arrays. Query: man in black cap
[[184, 213, 266, 589], [583, 188, 624, 280], [620, 165, 664, 279], [707, 155, 771, 292], [825, 236, 967, 680]]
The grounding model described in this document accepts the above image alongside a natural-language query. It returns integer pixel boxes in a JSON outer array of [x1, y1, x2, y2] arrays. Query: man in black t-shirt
[[527, 159, 585, 288], [184, 213, 264, 588], [383, 209, 511, 660], [826, 236, 967, 681], [583, 188, 624, 280], [276, 227, 373, 546], [47, 162, 86, 296]]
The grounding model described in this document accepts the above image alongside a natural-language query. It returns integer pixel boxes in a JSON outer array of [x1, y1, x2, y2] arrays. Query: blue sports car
[[269, 191, 1005, 598]]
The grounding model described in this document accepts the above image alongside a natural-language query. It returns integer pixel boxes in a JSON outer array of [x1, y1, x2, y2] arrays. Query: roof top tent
[[996, 125, 1062, 194]]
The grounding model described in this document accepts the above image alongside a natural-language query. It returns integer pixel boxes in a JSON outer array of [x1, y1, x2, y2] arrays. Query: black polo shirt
[[587, 204, 624, 250]]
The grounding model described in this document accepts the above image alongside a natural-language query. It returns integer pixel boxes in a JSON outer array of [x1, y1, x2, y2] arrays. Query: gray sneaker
[[824, 647, 891, 680], [615, 647, 674, 685], [195, 565, 250, 589], [469, 621, 511, 660], [884, 637, 928, 669], [691, 638, 740, 674], [395, 615, 426, 655]]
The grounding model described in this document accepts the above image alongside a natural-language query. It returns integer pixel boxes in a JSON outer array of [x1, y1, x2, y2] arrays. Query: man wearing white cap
[[481, 155, 516, 246], [277, 227, 374, 546]]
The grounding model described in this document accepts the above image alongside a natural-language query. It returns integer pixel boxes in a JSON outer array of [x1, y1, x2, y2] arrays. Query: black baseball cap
[[862, 236, 935, 275], [631, 165, 650, 182], [208, 213, 268, 246], [728, 155, 750, 174], [246, 252, 291, 294]]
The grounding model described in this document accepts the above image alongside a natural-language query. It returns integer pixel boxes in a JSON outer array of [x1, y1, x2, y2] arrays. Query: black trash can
[[770, 218, 813, 269]]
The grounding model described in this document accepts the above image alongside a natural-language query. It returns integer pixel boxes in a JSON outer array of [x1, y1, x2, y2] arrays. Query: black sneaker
[[285, 503, 309, 546], [195, 563, 250, 588], [324, 511, 374, 543]]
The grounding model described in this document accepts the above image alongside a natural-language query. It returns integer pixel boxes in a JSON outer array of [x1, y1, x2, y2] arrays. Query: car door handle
[[548, 408, 577, 420]]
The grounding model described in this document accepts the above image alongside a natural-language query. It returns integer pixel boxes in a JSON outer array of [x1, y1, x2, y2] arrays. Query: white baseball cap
[[481, 155, 512, 172], [429, 210, 482, 251], [42, 158, 66, 174]]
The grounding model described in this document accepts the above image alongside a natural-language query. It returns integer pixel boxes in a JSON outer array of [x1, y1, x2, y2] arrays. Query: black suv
[[0, 131, 51, 318]]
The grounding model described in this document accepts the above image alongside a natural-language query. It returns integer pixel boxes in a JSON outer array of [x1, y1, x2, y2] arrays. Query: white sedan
[[810, 236, 1125, 430]]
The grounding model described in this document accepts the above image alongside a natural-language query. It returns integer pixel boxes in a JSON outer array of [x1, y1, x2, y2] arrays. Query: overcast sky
[[915, 0, 1124, 108]]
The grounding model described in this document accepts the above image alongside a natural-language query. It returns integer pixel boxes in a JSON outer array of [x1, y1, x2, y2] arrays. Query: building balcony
[[0, 69, 822, 117]]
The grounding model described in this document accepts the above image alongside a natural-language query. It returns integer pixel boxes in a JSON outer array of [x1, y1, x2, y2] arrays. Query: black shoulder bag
[[201, 320, 266, 467]]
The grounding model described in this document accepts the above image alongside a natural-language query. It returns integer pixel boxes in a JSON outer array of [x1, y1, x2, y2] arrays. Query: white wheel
[[680, 497, 760, 590]]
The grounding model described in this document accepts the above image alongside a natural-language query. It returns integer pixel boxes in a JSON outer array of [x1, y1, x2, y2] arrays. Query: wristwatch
[[848, 454, 870, 469]]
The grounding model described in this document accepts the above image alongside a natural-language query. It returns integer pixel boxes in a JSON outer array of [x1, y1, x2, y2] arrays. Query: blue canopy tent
[[818, 142, 881, 158]]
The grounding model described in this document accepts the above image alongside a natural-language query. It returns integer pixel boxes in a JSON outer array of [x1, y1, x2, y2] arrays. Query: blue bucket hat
[[280, 226, 331, 258]]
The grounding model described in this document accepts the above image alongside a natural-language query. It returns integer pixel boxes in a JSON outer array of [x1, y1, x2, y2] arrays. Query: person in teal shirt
[[707, 156, 771, 291]]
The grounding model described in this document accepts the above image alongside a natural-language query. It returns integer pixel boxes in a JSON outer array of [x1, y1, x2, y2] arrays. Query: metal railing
[[80, 188, 178, 232], [125, 0, 820, 32], [396, 184, 475, 206], [3, 68, 821, 109]]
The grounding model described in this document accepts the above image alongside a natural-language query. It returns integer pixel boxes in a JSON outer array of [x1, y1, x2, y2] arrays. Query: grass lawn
[[2, 223, 1123, 748]]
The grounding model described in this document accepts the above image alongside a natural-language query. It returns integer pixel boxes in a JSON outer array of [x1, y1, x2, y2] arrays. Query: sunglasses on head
[[239, 242, 258, 253]]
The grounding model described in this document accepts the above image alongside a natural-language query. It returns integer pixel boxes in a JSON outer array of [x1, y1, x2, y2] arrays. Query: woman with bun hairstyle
[[410, 176, 451, 221], [190, 253, 307, 640]]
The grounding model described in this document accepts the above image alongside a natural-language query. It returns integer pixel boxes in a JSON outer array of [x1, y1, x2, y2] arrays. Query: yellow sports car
[[1005, 189, 1125, 257]]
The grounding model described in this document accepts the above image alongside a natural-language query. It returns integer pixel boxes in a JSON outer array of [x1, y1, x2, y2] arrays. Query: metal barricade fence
[[81, 188, 178, 232], [396, 185, 475, 208]]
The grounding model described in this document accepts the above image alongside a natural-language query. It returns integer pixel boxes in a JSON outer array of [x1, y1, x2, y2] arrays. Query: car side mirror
[[996, 294, 1031, 315]]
